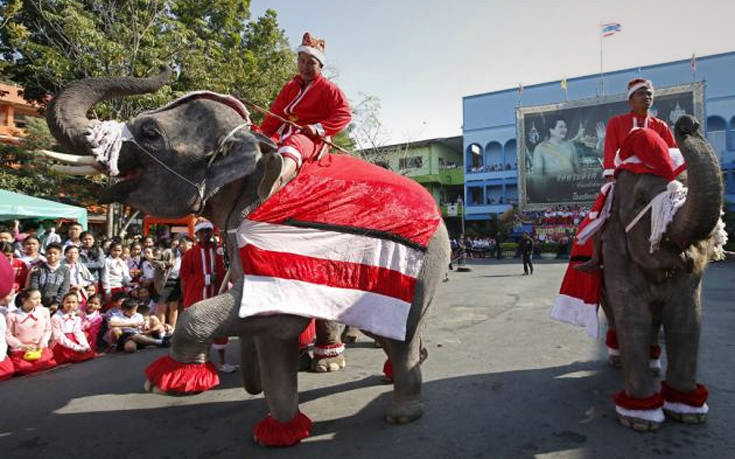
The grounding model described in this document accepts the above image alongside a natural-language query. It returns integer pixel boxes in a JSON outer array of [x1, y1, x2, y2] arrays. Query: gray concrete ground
[[1, 259, 733, 458]]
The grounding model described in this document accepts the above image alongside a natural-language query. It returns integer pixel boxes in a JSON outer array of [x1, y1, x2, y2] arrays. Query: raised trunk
[[668, 115, 723, 249], [46, 67, 172, 155]]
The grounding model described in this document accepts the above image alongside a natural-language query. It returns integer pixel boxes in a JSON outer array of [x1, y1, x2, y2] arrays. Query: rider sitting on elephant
[[257, 32, 352, 199], [551, 78, 678, 358]]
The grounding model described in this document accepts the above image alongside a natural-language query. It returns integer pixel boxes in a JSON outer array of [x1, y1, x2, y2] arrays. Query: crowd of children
[[0, 219, 196, 380]]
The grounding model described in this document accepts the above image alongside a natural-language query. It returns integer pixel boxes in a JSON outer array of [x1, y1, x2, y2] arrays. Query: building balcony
[[464, 203, 512, 218], [464, 168, 517, 180], [412, 167, 464, 185]]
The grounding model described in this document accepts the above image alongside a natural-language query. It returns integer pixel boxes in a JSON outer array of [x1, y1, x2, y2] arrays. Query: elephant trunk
[[667, 115, 723, 249], [46, 67, 173, 155]]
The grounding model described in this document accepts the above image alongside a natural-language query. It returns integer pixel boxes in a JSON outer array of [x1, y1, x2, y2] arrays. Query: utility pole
[[456, 196, 471, 272]]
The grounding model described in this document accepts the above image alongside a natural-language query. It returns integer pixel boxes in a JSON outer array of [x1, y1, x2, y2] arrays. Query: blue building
[[462, 51, 735, 223]]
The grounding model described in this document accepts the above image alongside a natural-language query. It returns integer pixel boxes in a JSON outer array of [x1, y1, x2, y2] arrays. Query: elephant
[[600, 115, 723, 431], [44, 68, 450, 447]]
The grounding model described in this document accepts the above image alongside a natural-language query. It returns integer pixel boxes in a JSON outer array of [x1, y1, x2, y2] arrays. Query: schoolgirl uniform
[[0, 313, 15, 381], [51, 311, 96, 364], [5, 306, 57, 375]]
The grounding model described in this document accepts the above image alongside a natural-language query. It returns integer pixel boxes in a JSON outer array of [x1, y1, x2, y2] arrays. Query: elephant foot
[[143, 379, 167, 395], [385, 399, 424, 424], [310, 354, 346, 373], [614, 390, 665, 432], [253, 412, 312, 447], [663, 409, 707, 424], [341, 326, 360, 344], [617, 414, 662, 432], [608, 355, 622, 368], [144, 356, 219, 394]]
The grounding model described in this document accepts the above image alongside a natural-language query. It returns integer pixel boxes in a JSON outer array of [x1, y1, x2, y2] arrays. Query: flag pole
[[599, 23, 604, 96]]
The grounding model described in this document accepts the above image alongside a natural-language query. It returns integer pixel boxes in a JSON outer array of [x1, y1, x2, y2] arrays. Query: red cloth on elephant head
[[615, 128, 686, 182]]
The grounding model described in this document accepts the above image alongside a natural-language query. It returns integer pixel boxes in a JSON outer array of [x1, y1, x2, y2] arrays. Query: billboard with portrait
[[516, 82, 704, 208]]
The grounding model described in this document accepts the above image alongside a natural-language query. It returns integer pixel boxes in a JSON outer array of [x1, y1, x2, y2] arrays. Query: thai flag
[[601, 23, 621, 37]]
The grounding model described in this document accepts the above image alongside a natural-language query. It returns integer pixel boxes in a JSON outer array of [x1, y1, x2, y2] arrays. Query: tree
[[343, 93, 405, 168]]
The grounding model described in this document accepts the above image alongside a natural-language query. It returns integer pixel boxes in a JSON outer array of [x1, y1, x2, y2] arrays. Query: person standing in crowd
[[29, 243, 70, 312], [62, 222, 83, 250], [39, 224, 62, 252], [1, 241, 28, 294], [101, 242, 131, 300], [5, 288, 57, 375], [256, 31, 352, 198], [126, 242, 144, 286], [20, 236, 45, 268], [63, 245, 95, 302], [51, 292, 95, 363], [519, 232, 535, 276], [79, 231, 105, 289], [154, 238, 182, 331], [180, 219, 234, 373]]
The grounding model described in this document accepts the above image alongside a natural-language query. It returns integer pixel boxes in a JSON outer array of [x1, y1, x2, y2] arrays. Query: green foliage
[[538, 241, 559, 253], [0, 1, 295, 122], [500, 242, 518, 251], [0, 117, 104, 205]]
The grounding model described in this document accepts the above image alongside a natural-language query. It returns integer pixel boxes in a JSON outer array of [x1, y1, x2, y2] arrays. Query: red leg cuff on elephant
[[661, 381, 708, 407], [145, 356, 220, 393], [298, 319, 315, 350], [613, 391, 663, 410], [382, 358, 393, 381], [605, 329, 619, 350], [253, 411, 312, 447], [313, 343, 345, 358]]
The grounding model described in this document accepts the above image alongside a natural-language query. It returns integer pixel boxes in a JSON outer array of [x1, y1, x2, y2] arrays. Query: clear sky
[[250, 0, 733, 144]]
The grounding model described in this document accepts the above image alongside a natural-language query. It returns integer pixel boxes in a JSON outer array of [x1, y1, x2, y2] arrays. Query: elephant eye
[[140, 122, 162, 141]]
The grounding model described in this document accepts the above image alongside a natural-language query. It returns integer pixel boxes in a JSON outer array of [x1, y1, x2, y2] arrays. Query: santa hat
[[194, 219, 214, 233], [296, 32, 326, 66], [615, 128, 686, 182], [627, 78, 654, 99]]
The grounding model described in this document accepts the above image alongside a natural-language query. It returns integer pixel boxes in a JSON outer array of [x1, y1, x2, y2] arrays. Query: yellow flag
[[560, 78, 567, 90]]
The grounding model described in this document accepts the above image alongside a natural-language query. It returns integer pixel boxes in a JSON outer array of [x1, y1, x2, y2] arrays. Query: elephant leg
[[239, 336, 261, 395], [144, 281, 242, 394], [341, 325, 361, 344], [252, 333, 312, 447], [311, 319, 346, 373], [661, 285, 708, 423], [613, 297, 664, 431], [600, 288, 621, 367], [648, 312, 663, 376]]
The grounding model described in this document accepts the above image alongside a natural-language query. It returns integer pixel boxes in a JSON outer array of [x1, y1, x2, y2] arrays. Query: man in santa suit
[[551, 78, 678, 367], [257, 31, 352, 198], [602, 78, 676, 179], [180, 219, 235, 373]]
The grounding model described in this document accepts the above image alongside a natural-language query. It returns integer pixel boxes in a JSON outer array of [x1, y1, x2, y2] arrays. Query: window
[[13, 113, 27, 129], [467, 143, 483, 170], [399, 156, 423, 169], [469, 187, 483, 205]]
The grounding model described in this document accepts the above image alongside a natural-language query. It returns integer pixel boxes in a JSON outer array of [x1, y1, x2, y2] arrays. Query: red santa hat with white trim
[[296, 32, 326, 66], [627, 78, 654, 99], [194, 218, 214, 233], [614, 128, 686, 182]]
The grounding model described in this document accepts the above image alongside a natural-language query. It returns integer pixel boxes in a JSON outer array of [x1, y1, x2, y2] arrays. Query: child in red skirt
[[51, 292, 96, 364], [0, 312, 15, 380], [5, 288, 57, 375], [82, 294, 104, 351]]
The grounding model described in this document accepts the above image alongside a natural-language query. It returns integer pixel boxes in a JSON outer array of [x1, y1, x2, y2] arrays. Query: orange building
[[0, 82, 42, 145]]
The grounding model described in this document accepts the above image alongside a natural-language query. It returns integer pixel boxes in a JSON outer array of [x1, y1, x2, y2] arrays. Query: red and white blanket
[[233, 154, 442, 340]]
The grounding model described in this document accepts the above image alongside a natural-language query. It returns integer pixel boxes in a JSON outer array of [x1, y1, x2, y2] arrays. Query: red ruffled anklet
[[661, 381, 708, 407], [253, 411, 312, 447], [145, 356, 220, 394], [613, 390, 663, 410]]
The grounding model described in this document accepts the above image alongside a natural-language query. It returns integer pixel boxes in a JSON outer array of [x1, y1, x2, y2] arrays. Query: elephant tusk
[[40, 149, 100, 166], [51, 164, 103, 176]]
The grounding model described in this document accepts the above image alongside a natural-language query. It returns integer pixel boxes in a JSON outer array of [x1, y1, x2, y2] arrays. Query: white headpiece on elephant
[[194, 219, 214, 233], [84, 91, 251, 177], [627, 78, 653, 99], [296, 32, 326, 66]]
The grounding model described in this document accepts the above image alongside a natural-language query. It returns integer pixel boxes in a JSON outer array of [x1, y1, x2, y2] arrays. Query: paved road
[[1, 259, 733, 458]]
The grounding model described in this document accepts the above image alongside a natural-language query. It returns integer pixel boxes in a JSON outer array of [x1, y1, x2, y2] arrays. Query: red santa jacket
[[603, 112, 676, 177], [180, 243, 226, 308], [260, 74, 351, 142]]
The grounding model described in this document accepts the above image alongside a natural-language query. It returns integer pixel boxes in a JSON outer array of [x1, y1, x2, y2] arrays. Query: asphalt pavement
[[1, 258, 733, 458]]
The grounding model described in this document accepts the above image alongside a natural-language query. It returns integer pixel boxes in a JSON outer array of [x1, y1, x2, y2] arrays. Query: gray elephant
[[45, 68, 450, 446], [600, 116, 722, 431]]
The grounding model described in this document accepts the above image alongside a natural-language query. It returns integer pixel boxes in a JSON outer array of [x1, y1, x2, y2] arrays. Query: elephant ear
[[203, 130, 277, 201]]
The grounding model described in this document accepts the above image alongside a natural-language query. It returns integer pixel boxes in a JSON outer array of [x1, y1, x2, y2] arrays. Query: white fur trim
[[194, 221, 214, 232], [549, 294, 599, 338], [296, 45, 325, 66], [627, 79, 653, 99], [649, 358, 662, 370], [313, 343, 345, 358], [603, 168, 615, 177], [577, 183, 615, 244], [607, 347, 620, 356], [615, 405, 665, 423], [278, 146, 303, 168], [663, 401, 709, 414]]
